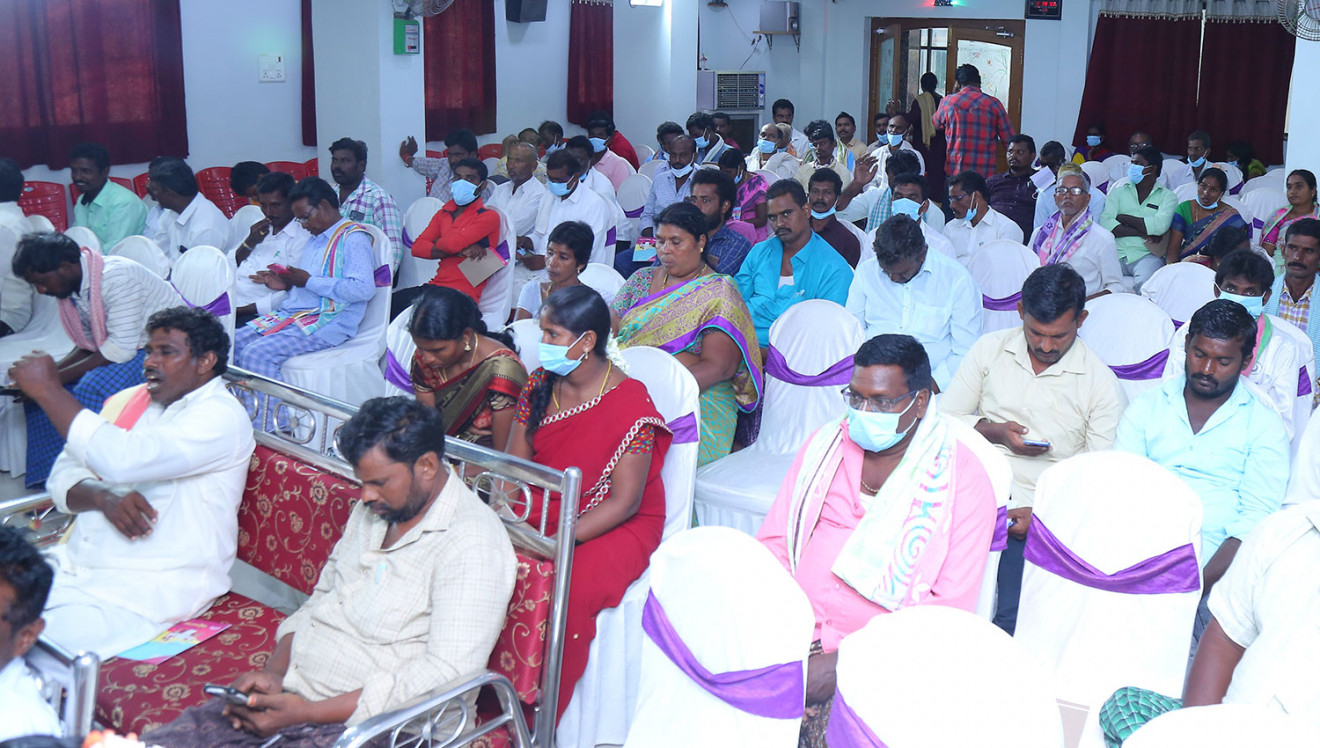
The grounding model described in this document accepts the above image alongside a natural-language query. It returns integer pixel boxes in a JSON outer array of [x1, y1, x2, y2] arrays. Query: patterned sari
[[1172, 202, 1247, 261], [411, 349, 526, 448], [612, 268, 763, 466]]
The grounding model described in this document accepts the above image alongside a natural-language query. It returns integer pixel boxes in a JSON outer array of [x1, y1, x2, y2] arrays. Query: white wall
[[613, 0, 699, 149], [1285, 39, 1317, 172]]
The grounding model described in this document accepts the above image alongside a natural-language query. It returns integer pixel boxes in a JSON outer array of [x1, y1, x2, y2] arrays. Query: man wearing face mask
[[640, 135, 698, 238], [865, 113, 925, 193], [1163, 249, 1312, 444], [884, 174, 954, 258], [758, 334, 998, 740], [942, 170, 1024, 264], [1028, 166, 1123, 299], [565, 137, 630, 244], [1165, 130, 1214, 191], [1033, 141, 1106, 234], [687, 111, 732, 165], [808, 169, 862, 268], [530, 150, 616, 273], [585, 111, 638, 189], [585, 110, 640, 170], [1100, 144, 1177, 292], [942, 264, 1127, 633]]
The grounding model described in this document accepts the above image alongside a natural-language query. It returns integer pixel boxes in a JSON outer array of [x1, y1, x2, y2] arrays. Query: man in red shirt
[[585, 110, 640, 170], [932, 64, 1016, 188]]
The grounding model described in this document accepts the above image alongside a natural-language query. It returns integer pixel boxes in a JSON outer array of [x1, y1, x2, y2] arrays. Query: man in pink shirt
[[758, 334, 998, 746]]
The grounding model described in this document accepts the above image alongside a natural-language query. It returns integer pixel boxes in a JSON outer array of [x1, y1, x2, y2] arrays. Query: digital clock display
[[1026, 0, 1062, 19]]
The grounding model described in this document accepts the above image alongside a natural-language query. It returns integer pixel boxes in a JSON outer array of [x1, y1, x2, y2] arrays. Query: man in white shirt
[[867, 112, 926, 192], [529, 150, 616, 272], [0, 158, 36, 339], [687, 111, 733, 165], [229, 172, 311, 324], [876, 174, 956, 260], [1163, 130, 1213, 191], [487, 143, 548, 258], [1027, 167, 1123, 298], [147, 158, 230, 265], [1285, 414, 1320, 506], [8, 307, 255, 658], [772, 98, 811, 160], [566, 136, 629, 244], [0, 526, 62, 741], [943, 170, 1025, 263], [1032, 141, 1106, 235], [847, 214, 982, 391]]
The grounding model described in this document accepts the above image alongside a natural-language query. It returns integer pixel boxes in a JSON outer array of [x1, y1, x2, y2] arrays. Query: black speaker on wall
[[506, 0, 547, 23]]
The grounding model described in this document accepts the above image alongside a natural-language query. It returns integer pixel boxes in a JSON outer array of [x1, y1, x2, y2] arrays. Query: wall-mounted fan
[[1277, 0, 1320, 41], [392, 0, 455, 18]]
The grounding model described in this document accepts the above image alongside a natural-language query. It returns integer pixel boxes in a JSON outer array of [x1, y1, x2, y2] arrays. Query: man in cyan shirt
[[68, 141, 147, 249]]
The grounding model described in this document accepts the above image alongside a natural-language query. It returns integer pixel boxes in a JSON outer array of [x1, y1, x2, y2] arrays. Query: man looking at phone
[[942, 264, 1127, 633], [229, 172, 311, 326], [142, 398, 516, 746]]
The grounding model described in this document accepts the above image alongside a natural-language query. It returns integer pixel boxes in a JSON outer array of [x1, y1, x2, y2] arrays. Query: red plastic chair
[[196, 166, 245, 218], [132, 173, 151, 198], [68, 177, 135, 204], [19, 182, 69, 232], [302, 157, 318, 177], [265, 160, 309, 181], [477, 143, 504, 160]]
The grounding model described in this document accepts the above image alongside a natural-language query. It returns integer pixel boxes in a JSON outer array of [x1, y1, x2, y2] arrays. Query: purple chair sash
[[173, 284, 232, 317], [824, 690, 888, 748], [991, 505, 1008, 552], [384, 350, 412, 391], [402, 227, 415, 249], [374, 264, 392, 287], [642, 591, 804, 719], [765, 346, 853, 387], [624, 206, 645, 218], [1024, 517, 1200, 594], [1300, 366, 1313, 398], [606, 227, 617, 245], [1108, 349, 1169, 381], [667, 413, 699, 444], [1172, 319, 1185, 329], [982, 292, 1022, 312]]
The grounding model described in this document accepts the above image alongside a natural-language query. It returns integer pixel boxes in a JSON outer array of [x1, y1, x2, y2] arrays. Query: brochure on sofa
[[117, 619, 231, 664]]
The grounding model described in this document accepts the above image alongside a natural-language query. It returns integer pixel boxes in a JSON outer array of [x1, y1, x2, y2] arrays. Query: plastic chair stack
[[19, 182, 69, 232], [196, 166, 245, 218]]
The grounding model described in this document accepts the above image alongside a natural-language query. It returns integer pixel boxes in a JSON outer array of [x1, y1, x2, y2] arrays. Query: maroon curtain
[[424, 0, 497, 140], [301, 0, 316, 147], [1196, 19, 1294, 165], [567, 0, 613, 126], [0, 0, 187, 169], [1073, 14, 1201, 154]]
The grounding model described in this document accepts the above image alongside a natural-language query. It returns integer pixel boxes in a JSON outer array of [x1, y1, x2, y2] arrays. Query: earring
[[464, 338, 472, 352]]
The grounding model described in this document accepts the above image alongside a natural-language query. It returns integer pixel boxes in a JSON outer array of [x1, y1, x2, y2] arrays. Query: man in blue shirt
[[686, 169, 752, 275], [1116, 299, 1290, 603], [734, 180, 853, 347]]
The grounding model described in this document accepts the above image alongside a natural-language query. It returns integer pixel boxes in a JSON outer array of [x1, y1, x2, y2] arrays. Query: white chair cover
[[638, 159, 666, 181], [482, 156, 501, 178], [965, 239, 1040, 335], [1242, 170, 1286, 194], [1102, 154, 1131, 185], [227, 204, 265, 252], [170, 245, 236, 360], [108, 235, 171, 279], [1213, 162, 1244, 193], [579, 262, 626, 305], [1015, 452, 1203, 747], [834, 606, 1063, 748], [281, 224, 391, 405], [559, 346, 702, 748], [1078, 293, 1174, 402], [477, 207, 515, 330], [396, 197, 443, 290], [63, 226, 102, 253], [1173, 182, 1198, 202], [947, 419, 1013, 621], [622, 527, 814, 748], [635, 144, 655, 162], [1079, 160, 1109, 193], [617, 173, 652, 242], [1241, 188, 1286, 244], [693, 300, 863, 534], [1125, 704, 1320, 748], [382, 305, 416, 396], [506, 318, 542, 372], [1140, 262, 1215, 327], [26, 215, 56, 233]]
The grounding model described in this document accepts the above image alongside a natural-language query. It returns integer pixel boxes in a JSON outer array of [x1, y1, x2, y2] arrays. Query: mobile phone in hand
[[0, 387, 21, 398], [1022, 438, 1051, 449], [267, 263, 290, 275], [204, 683, 252, 706]]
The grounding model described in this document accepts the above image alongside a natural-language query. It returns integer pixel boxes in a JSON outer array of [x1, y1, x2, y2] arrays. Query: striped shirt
[[71, 254, 183, 362], [1278, 282, 1313, 331]]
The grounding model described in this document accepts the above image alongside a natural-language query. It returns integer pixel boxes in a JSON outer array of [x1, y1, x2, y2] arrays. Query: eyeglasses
[[840, 386, 920, 413], [1054, 186, 1086, 196], [293, 203, 317, 225], [948, 191, 969, 203]]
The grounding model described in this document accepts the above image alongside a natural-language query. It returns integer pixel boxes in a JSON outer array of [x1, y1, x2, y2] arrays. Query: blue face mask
[[1189, 155, 1207, 168], [886, 133, 904, 147], [1128, 163, 1148, 184], [757, 138, 776, 154], [670, 162, 694, 178], [1219, 290, 1264, 319], [847, 396, 919, 453], [964, 197, 979, 223], [451, 179, 480, 206], [1086, 135, 1102, 147], [545, 143, 564, 155], [588, 137, 608, 153], [547, 178, 574, 198], [694, 135, 710, 149], [891, 197, 922, 220], [538, 333, 586, 376], [1197, 197, 1220, 210], [810, 207, 837, 220]]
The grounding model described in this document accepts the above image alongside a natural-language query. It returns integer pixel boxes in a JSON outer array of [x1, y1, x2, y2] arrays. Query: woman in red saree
[[506, 285, 672, 719]]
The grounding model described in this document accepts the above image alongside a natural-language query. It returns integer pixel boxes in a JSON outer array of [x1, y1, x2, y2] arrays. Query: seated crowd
[[2, 60, 1319, 747]]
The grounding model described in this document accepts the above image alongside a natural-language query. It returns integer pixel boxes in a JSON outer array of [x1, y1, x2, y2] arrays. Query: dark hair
[[1040, 141, 1066, 163], [337, 397, 447, 468], [146, 306, 230, 375], [1226, 140, 1253, 168], [655, 202, 711, 259], [1287, 169, 1317, 196], [885, 150, 921, 179], [586, 111, 616, 135], [0, 526, 53, 632], [1215, 248, 1274, 291], [545, 149, 581, 176], [920, 72, 939, 92], [409, 285, 514, 350], [1188, 130, 1212, 149], [149, 158, 198, 199], [874, 112, 890, 123], [690, 168, 736, 221], [805, 119, 834, 142], [772, 98, 795, 115], [256, 171, 296, 198], [1199, 167, 1228, 193], [686, 111, 715, 131], [1088, 123, 1107, 135], [1008, 134, 1036, 153], [889, 173, 928, 200], [1203, 226, 1251, 260], [1187, 299, 1256, 361], [1285, 217, 1320, 246], [1021, 263, 1086, 323], [547, 221, 594, 269], [656, 121, 685, 141], [289, 176, 340, 211], [955, 64, 981, 86], [949, 170, 988, 199], [808, 167, 843, 195], [854, 334, 932, 393], [712, 111, 731, 124], [539, 120, 564, 139], [874, 214, 927, 267], [67, 142, 111, 171], [766, 178, 808, 207], [1134, 145, 1164, 175], [453, 157, 488, 183], [229, 161, 270, 195], [716, 148, 745, 171], [12, 232, 81, 277], [835, 111, 856, 127], [444, 128, 479, 154], [0, 159, 22, 203], [525, 286, 612, 436], [566, 135, 594, 160], [329, 137, 368, 162]]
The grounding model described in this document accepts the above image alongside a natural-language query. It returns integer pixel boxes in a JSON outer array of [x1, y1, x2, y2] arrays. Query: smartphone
[[204, 683, 252, 706], [0, 387, 21, 398], [1022, 438, 1052, 449], [267, 263, 290, 275]]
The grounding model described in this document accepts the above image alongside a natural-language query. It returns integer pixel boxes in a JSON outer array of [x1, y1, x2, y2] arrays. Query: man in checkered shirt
[[932, 64, 1017, 188]]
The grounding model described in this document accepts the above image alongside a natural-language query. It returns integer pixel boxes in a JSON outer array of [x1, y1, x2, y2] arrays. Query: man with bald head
[[640, 135, 697, 237], [487, 142, 548, 258]]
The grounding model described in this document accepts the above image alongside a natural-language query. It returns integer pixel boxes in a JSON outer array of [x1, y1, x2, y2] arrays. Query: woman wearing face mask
[[718, 148, 770, 241], [1260, 169, 1319, 263], [610, 202, 762, 465], [508, 284, 672, 720], [746, 122, 800, 182], [514, 221, 592, 321], [1167, 168, 1247, 266], [406, 286, 526, 449]]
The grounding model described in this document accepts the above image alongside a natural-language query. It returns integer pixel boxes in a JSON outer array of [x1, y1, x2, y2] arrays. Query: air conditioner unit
[[696, 71, 766, 111]]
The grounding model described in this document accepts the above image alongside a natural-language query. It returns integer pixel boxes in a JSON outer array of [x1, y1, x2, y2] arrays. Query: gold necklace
[[860, 475, 881, 495], [553, 360, 612, 410]]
